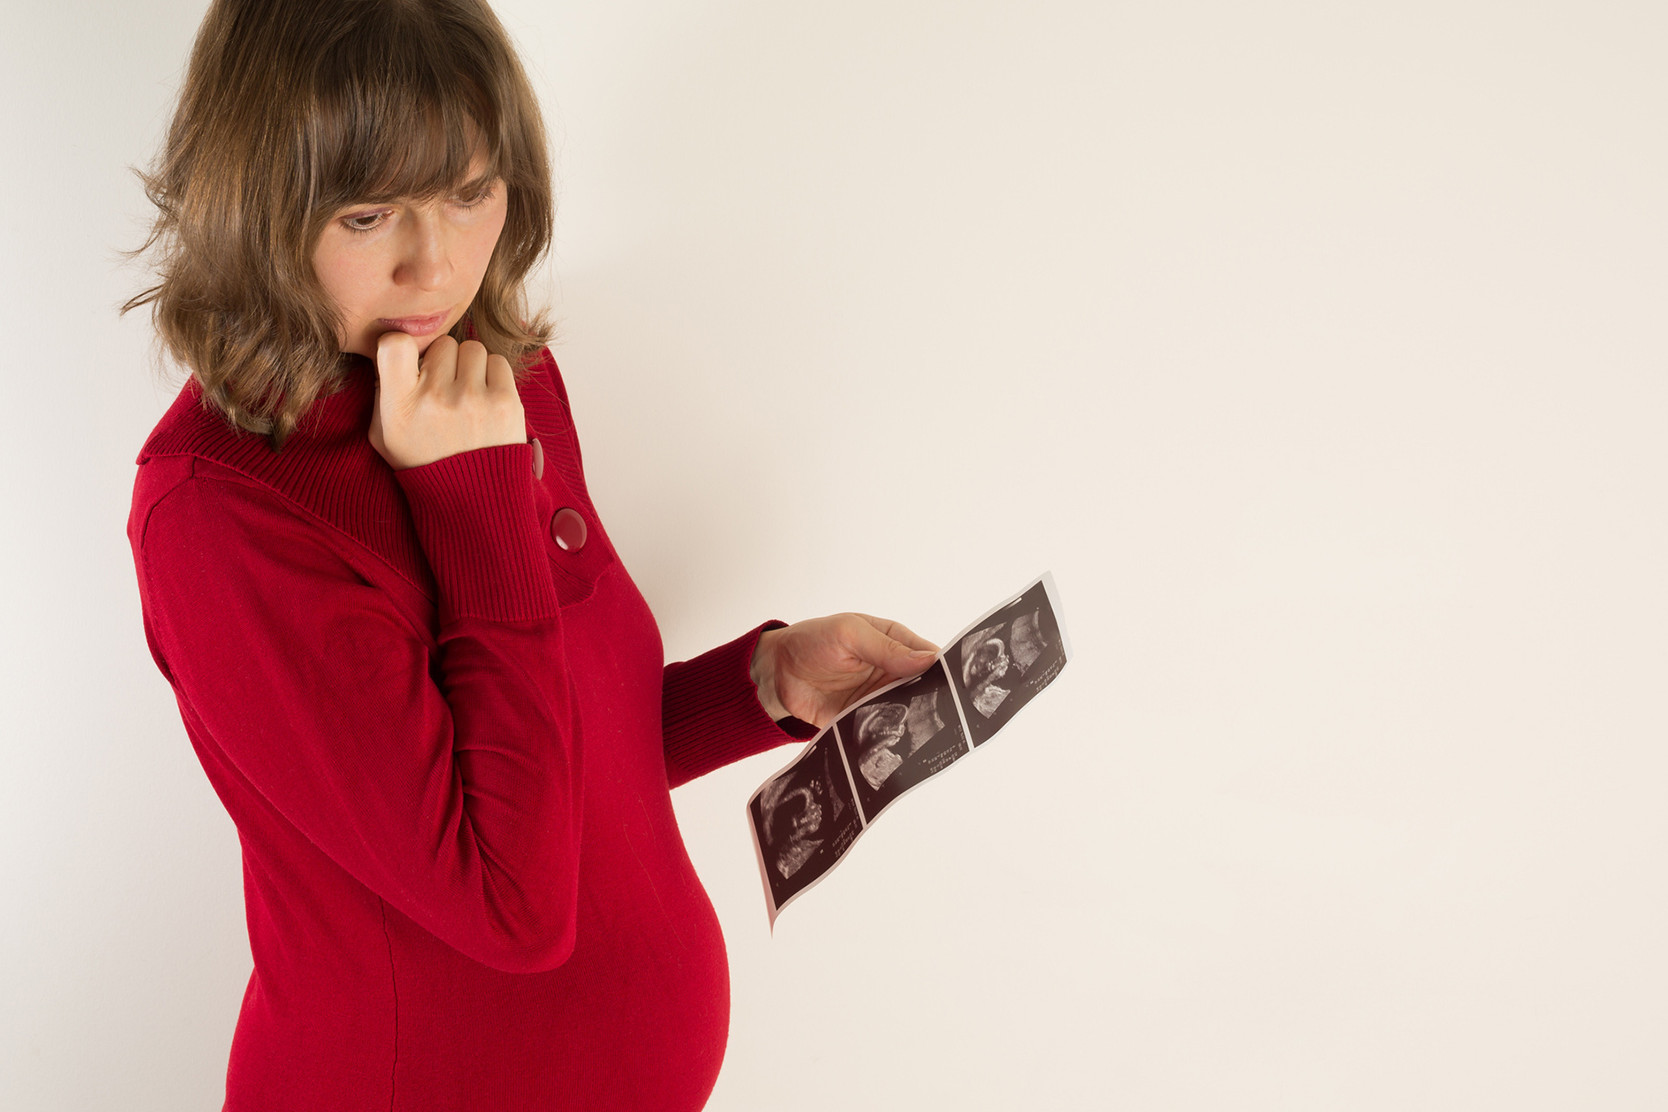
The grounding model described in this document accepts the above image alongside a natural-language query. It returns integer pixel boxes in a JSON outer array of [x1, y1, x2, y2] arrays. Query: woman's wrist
[[749, 627, 791, 722]]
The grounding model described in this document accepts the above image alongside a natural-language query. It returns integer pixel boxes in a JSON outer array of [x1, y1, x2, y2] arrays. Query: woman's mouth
[[377, 312, 449, 336]]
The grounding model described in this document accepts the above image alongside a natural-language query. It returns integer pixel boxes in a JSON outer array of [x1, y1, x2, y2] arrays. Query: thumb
[[891, 641, 940, 675], [849, 615, 939, 676], [375, 330, 420, 395]]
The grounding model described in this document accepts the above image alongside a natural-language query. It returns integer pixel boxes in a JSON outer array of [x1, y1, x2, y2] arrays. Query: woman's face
[[312, 155, 508, 358]]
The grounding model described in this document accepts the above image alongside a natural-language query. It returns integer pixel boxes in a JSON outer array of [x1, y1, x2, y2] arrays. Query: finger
[[483, 352, 514, 394], [375, 331, 420, 394], [456, 339, 489, 391], [420, 334, 460, 385]]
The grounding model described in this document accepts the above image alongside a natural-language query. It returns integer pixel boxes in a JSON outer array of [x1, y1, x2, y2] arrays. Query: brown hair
[[123, 0, 554, 449]]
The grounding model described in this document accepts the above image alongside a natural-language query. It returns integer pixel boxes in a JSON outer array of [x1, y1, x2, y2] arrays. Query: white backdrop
[[3, 1, 1666, 1109]]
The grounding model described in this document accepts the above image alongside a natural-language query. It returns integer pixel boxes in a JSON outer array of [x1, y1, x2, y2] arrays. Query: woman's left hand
[[751, 614, 940, 729]]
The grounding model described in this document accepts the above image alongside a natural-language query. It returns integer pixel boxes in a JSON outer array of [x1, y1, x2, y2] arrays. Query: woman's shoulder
[[129, 380, 263, 546], [129, 368, 433, 595], [134, 376, 210, 467]]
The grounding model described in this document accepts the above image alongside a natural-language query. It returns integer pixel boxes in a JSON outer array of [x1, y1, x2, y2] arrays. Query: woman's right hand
[[369, 331, 526, 470]]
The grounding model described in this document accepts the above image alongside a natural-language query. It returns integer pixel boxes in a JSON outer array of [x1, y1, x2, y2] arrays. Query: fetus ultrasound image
[[945, 580, 1067, 747], [833, 661, 968, 824], [751, 731, 862, 909]]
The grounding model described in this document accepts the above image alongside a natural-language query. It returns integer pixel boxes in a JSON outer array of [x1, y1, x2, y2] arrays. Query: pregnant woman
[[124, 1, 935, 1108]]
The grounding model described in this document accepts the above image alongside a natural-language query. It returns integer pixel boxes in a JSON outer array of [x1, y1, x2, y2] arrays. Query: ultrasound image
[[945, 581, 1066, 747], [752, 732, 862, 908], [749, 574, 1069, 921], [835, 661, 968, 824]]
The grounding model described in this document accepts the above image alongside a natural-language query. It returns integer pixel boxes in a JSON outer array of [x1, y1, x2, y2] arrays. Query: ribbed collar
[[136, 348, 583, 605], [138, 356, 432, 598]]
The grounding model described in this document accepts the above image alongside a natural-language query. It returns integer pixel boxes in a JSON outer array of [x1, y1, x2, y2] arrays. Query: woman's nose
[[394, 211, 453, 290]]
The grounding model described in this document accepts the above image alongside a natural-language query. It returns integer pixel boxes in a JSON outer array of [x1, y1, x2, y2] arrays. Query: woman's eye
[[454, 182, 498, 209], [341, 210, 388, 233]]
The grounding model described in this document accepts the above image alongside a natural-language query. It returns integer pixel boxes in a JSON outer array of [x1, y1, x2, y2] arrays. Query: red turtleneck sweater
[[128, 347, 803, 1110]]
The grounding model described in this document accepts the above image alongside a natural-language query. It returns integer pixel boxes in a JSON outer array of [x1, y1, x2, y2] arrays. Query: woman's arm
[[661, 624, 814, 789], [134, 444, 581, 976]]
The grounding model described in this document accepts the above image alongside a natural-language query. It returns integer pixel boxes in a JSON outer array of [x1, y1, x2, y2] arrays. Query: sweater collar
[[136, 355, 437, 600]]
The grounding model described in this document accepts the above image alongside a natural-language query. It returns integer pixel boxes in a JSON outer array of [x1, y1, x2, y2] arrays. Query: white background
[[4, 1, 1666, 1109]]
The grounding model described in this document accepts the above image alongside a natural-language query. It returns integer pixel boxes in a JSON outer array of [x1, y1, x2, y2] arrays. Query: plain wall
[[4, 1, 1665, 1108]]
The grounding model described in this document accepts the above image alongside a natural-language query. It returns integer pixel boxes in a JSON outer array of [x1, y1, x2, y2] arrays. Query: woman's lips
[[377, 312, 448, 336]]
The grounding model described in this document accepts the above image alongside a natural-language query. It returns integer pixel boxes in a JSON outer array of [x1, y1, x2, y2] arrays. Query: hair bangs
[[305, 17, 505, 213]]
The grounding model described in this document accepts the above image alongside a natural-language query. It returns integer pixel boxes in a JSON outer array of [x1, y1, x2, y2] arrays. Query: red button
[[530, 438, 544, 480], [551, 507, 587, 552]]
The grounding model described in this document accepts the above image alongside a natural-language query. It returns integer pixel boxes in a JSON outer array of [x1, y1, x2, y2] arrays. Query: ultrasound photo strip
[[748, 572, 1071, 924]]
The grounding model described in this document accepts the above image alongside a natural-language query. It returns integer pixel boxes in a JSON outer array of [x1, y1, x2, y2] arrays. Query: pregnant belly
[[384, 794, 731, 1112]]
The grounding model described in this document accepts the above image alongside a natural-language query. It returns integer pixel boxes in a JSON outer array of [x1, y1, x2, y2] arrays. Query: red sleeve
[[133, 445, 581, 974], [661, 623, 815, 789]]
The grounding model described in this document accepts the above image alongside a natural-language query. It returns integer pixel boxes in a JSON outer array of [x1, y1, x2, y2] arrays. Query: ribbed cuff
[[394, 443, 559, 624], [662, 621, 813, 787]]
